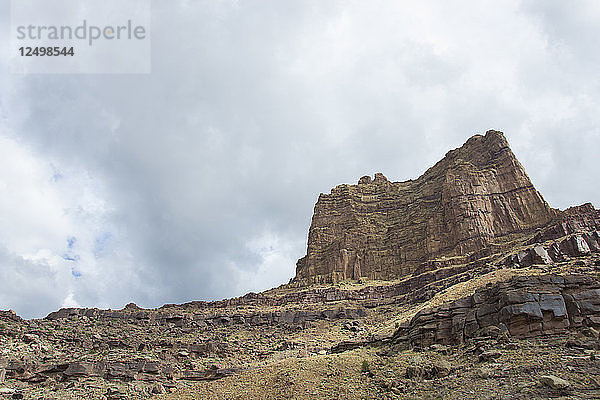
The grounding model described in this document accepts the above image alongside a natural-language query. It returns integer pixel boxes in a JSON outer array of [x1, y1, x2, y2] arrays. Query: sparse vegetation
[[360, 359, 370, 373]]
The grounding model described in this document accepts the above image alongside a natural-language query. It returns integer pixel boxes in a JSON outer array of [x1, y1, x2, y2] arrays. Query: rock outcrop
[[45, 307, 367, 327], [529, 203, 600, 244], [0, 310, 21, 323], [294, 130, 556, 285], [395, 274, 600, 348], [501, 204, 600, 268]]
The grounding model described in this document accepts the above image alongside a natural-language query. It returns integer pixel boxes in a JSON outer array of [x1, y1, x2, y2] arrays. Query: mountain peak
[[440, 129, 512, 169], [294, 130, 555, 285]]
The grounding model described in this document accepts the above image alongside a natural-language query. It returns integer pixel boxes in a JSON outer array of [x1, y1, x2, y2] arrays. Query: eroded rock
[[395, 274, 600, 347], [294, 131, 556, 285]]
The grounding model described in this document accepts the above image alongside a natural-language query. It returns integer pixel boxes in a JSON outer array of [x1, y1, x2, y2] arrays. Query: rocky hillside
[[294, 130, 556, 285], [1, 130, 599, 400]]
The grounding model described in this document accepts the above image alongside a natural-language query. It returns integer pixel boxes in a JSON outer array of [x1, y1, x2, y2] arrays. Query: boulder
[[478, 349, 502, 362], [405, 357, 452, 380], [539, 375, 570, 390]]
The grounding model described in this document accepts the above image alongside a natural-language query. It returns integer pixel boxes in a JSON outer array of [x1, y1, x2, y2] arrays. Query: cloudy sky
[[1, 0, 599, 318]]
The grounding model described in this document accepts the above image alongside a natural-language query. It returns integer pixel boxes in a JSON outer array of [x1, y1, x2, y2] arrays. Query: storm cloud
[[1, 0, 599, 318]]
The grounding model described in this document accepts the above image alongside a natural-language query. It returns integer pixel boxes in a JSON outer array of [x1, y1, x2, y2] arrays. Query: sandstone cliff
[[294, 130, 556, 285]]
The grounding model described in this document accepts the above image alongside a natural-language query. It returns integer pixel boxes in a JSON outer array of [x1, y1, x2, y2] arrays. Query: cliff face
[[395, 274, 600, 347], [294, 130, 557, 285]]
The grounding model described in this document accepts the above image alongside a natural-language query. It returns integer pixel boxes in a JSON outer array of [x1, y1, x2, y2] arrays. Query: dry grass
[[161, 334, 600, 400], [159, 348, 381, 400]]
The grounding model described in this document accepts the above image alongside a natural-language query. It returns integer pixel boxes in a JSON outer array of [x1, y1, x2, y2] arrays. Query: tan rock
[[539, 375, 570, 389]]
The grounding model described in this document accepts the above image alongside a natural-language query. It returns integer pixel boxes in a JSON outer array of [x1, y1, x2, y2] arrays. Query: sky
[[0, 0, 599, 319]]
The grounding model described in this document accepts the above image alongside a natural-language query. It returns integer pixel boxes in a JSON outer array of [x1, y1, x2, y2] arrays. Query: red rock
[[294, 131, 556, 285]]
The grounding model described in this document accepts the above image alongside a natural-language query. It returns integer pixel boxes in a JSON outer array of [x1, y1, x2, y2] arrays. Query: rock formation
[[395, 273, 600, 348], [294, 130, 557, 285], [2, 129, 599, 400]]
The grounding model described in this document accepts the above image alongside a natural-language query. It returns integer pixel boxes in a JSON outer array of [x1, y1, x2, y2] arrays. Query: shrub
[[361, 360, 370, 373]]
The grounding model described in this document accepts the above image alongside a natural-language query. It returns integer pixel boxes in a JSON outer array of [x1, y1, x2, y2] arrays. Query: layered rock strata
[[395, 273, 600, 348], [45, 307, 367, 328], [294, 130, 556, 284], [503, 204, 600, 268], [530, 203, 600, 244]]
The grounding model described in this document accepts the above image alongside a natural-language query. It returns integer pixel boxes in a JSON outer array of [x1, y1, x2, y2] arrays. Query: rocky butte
[[294, 130, 557, 285], [1, 129, 600, 400]]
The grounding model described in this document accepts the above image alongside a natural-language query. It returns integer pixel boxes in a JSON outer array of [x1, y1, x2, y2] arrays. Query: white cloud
[[0, 0, 598, 317], [61, 292, 81, 308], [236, 230, 300, 293], [0, 132, 148, 317]]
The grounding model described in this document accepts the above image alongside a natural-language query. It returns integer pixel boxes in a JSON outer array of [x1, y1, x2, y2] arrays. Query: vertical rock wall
[[294, 131, 556, 285]]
